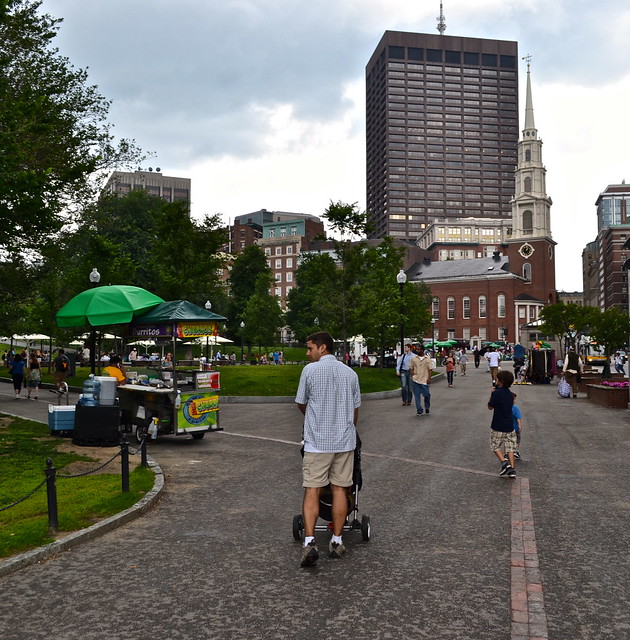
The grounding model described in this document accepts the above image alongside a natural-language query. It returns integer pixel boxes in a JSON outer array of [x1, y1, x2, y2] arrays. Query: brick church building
[[405, 64, 557, 348]]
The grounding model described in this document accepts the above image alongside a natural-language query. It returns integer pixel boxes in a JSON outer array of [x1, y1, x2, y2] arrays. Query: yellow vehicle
[[583, 341, 607, 366]]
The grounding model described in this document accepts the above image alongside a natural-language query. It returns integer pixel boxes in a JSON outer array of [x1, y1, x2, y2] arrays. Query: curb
[[0, 458, 165, 578]]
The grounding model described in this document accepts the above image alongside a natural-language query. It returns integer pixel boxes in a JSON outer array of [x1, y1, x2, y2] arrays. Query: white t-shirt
[[486, 351, 501, 367]]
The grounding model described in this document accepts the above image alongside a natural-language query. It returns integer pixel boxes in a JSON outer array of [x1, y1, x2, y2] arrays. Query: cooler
[[48, 405, 75, 434]]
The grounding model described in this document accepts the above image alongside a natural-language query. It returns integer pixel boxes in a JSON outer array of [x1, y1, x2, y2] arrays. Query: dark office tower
[[366, 31, 519, 240]]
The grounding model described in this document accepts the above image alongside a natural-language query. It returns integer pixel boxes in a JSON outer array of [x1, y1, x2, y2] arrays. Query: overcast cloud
[[42, 0, 630, 291]]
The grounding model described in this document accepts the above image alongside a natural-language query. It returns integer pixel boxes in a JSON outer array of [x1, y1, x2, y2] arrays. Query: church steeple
[[523, 55, 537, 136]]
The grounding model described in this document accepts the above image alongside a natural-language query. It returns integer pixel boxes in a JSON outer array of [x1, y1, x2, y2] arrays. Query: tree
[[227, 245, 272, 338], [0, 0, 144, 249], [538, 303, 599, 354], [323, 200, 373, 240], [589, 306, 630, 378], [242, 274, 284, 354]]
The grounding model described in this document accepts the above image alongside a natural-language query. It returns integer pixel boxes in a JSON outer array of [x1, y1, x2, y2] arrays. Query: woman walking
[[445, 352, 456, 387], [8, 353, 26, 399], [26, 353, 42, 400]]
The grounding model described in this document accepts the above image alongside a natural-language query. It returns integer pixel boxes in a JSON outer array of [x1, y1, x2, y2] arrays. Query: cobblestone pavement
[[0, 367, 628, 639]]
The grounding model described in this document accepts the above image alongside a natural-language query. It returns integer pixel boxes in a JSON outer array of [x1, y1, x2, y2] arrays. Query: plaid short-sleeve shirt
[[295, 355, 361, 453]]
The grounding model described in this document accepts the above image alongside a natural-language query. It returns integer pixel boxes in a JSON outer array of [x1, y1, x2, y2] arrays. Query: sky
[[41, 0, 630, 292]]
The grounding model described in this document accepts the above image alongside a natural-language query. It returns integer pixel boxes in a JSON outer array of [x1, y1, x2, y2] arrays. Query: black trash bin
[[72, 405, 121, 447], [66, 351, 78, 377]]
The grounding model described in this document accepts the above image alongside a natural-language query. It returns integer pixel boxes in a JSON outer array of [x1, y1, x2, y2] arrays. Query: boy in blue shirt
[[512, 392, 523, 461], [488, 370, 517, 477]]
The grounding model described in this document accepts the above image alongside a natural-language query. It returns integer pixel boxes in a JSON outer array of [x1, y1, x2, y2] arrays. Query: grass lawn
[[0, 414, 154, 559], [216, 364, 401, 396]]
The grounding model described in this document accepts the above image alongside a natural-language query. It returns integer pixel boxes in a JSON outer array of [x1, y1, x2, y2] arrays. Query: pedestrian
[[295, 331, 361, 567], [408, 347, 433, 416], [562, 347, 583, 398], [53, 348, 70, 392], [103, 355, 127, 386], [26, 352, 42, 400], [128, 348, 138, 363], [473, 345, 480, 368], [488, 370, 517, 478], [459, 351, 468, 375], [512, 392, 523, 461], [445, 352, 456, 387], [614, 352, 625, 375], [8, 353, 26, 399], [396, 343, 414, 406], [485, 347, 501, 385]]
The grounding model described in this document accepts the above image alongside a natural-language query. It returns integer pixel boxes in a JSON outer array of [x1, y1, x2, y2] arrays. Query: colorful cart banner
[[130, 324, 174, 338], [177, 392, 219, 431], [196, 372, 220, 390], [176, 322, 219, 338]]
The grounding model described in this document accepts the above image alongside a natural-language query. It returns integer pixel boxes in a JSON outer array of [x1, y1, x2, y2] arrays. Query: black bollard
[[120, 434, 129, 493], [45, 458, 58, 534], [140, 433, 147, 468]]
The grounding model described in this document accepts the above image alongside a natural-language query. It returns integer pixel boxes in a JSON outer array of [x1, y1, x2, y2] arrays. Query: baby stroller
[[292, 433, 371, 542]]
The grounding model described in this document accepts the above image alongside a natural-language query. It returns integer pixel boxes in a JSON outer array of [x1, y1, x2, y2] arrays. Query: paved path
[[0, 367, 629, 639]]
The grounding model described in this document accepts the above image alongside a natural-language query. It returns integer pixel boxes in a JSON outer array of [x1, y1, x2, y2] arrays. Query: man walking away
[[295, 331, 361, 567], [562, 347, 583, 398], [409, 349, 433, 416], [396, 343, 414, 406]]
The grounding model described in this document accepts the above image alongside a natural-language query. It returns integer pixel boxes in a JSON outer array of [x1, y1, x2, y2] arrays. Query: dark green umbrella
[[133, 300, 226, 323], [56, 285, 165, 328]]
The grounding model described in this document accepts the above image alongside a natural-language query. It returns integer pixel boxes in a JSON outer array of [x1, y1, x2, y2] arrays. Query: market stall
[[121, 300, 227, 441]]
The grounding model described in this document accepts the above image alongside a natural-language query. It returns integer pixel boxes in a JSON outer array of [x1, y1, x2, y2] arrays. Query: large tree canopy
[[0, 0, 143, 248]]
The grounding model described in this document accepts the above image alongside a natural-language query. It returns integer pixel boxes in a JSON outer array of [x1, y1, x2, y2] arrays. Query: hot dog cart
[[121, 300, 227, 441]]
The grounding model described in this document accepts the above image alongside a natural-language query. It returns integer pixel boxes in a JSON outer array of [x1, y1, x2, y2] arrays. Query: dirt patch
[[55, 442, 142, 475]]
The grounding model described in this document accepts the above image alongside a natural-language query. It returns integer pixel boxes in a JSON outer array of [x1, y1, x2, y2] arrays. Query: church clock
[[518, 243, 534, 258]]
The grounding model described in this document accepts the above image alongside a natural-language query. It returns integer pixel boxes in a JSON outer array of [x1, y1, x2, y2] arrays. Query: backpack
[[58, 357, 69, 372]]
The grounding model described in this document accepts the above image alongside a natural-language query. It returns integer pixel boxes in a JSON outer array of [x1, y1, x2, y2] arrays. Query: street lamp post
[[431, 317, 436, 355], [204, 301, 212, 365], [240, 321, 245, 364], [88, 268, 101, 375], [396, 269, 407, 356]]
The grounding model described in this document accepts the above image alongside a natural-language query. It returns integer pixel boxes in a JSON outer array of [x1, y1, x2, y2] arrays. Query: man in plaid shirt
[[296, 331, 361, 567]]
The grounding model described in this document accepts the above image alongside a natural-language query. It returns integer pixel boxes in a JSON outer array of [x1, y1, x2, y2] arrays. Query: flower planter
[[577, 373, 626, 394], [586, 384, 630, 409]]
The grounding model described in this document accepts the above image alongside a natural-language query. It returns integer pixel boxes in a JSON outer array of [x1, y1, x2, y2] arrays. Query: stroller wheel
[[361, 515, 371, 541], [292, 514, 304, 541]]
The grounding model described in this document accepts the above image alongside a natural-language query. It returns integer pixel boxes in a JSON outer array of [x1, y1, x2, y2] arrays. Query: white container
[[94, 376, 117, 405]]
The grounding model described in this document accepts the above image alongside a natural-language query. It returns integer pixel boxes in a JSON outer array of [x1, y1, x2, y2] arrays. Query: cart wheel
[[361, 515, 371, 541], [190, 432, 205, 440], [133, 423, 147, 444], [292, 514, 304, 541]]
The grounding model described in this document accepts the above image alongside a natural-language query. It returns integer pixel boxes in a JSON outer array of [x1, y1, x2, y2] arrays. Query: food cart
[[119, 300, 227, 441]]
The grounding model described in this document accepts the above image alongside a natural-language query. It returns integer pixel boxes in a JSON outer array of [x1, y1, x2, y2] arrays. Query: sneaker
[[506, 467, 517, 478], [499, 461, 510, 476], [416, 412, 423, 416], [300, 541, 319, 567], [329, 541, 346, 559], [425, 409, 430, 414], [513, 451, 521, 460]]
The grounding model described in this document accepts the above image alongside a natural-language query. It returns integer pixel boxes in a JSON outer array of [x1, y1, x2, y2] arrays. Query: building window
[[269, 229, 275, 238], [275, 247, 282, 255], [463, 328, 470, 340], [519, 307, 526, 318], [479, 295, 487, 318], [291, 227, 297, 235], [463, 296, 470, 319], [447, 329, 455, 340], [524, 176, 532, 192], [275, 287, 281, 297], [523, 210, 533, 234], [287, 246, 293, 255], [275, 273, 281, 282], [447, 297, 455, 320], [286, 273, 293, 283], [264, 248, 271, 256], [497, 294, 506, 317], [525, 149, 531, 162], [286, 258, 293, 268], [275, 259, 282, 269], [432, 297, 440, 319], [523, 263, 532, 282], [479, 327, 486, 340]]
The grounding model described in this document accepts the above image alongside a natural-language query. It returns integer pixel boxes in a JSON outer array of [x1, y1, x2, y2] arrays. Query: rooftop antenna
[[436, 1, 446, 35]]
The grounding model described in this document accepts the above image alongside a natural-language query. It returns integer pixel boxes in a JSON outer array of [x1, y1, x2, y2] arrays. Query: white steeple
[[510, 57, 553, 242]]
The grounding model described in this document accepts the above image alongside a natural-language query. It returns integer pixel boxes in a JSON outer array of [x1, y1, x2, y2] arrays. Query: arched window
[[525, 149, 531, 162], [479, 295, 486, 318], [447, 296, 455, 320], [523, 263, 532, 282], [524, 176, 532, 193], [497, 294, 506, 318], [462, 296, 471, 319], [523, 210, 533, 234], [432, 297, 439, 319]]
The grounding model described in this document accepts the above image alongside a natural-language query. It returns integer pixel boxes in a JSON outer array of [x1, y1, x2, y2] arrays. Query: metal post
[[140, 433, 148, 468], [45, 458, 58, 534], [120, 434, 129, 492]]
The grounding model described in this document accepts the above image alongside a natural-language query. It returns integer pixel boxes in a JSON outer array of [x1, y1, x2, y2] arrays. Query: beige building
[[104, 170, 191, 204]]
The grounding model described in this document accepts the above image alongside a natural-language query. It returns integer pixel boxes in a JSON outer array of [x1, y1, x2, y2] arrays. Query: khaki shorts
[[490, 429, 517, 453], [302, 451, 354, 488]]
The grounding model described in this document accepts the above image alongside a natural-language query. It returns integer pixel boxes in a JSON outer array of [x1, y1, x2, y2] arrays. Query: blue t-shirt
[[512, 405, 522, 433], [10, 360, 26, 376], [488, 386, 514, 432]]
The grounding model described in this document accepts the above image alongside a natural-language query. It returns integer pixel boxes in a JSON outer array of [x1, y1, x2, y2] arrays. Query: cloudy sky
[[42, 0, 630, 291]]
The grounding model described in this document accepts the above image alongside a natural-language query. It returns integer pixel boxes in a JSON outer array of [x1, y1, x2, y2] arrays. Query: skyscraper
[[365, 31, 519, 241]]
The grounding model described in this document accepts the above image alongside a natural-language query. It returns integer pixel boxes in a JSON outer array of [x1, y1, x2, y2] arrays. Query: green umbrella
[[56, 285, 165, 328], [434, 340, 455, 347]]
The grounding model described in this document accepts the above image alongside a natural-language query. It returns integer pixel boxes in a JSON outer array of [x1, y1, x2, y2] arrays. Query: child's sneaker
[[513, 450, 521, 460], [329, 541, 346, 559], [499, 461, 510, 476], [506, 466, 517, 478]]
